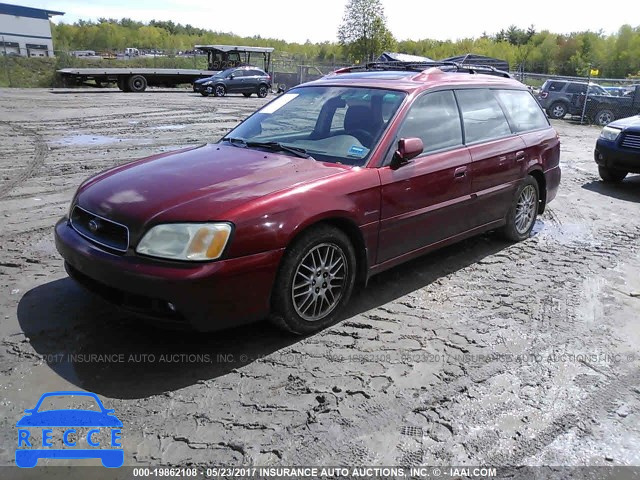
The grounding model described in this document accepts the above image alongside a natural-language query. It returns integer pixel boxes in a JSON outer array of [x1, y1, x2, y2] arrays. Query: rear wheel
[[213, 84, 226, 97], [257, 84, 269, 98], [127, 75, 147, 92], [500, 176, 540, 242], [598, 166, 627, 182], [270, 225, 356, 335], [594, 109, 615, 126]]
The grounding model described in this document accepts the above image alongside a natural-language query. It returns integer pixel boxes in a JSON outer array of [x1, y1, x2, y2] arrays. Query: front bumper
[[55, 218, 284, 331], [595, 139, 640, 173], [193, 83, 212, 94]]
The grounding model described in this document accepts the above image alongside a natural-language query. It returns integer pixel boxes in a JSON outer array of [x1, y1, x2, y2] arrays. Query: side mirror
[[390, 137, 423, 169], [229, 73, 235, 79]]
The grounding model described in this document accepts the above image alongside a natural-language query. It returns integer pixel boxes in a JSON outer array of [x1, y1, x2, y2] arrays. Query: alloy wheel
[[515, 185, 537, 234], [291, 243, 347, 321]]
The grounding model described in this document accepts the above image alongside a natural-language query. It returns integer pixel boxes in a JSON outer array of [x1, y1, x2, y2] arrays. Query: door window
[[396, 90, 463, 155], [455, 89, 512, 144]]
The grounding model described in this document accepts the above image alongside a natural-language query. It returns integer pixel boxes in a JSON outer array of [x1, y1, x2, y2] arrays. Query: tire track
[[0, 122, 46, 199]]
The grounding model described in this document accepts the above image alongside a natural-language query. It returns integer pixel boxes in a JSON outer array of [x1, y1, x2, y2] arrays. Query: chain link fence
[[515, 71, 640, 126]]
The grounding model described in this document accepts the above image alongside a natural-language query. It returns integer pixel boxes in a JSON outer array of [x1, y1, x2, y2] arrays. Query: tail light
[[540, 92, 548, 98]]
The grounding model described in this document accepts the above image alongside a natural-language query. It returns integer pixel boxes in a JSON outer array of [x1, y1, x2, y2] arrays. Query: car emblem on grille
[[88, 218, 100, 233]]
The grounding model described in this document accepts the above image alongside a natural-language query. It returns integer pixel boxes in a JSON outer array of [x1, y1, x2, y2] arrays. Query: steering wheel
[[349, 129, 374, 148]]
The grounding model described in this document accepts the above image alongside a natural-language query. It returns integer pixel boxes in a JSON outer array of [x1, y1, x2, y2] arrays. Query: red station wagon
[[55, 63, 561, 334]]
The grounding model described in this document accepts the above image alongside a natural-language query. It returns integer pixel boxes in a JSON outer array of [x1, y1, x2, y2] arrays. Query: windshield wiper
[[222, 137, 312, 159]]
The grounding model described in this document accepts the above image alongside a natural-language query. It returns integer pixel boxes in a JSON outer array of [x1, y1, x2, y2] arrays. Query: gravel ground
[[0, 88, 639, 475]]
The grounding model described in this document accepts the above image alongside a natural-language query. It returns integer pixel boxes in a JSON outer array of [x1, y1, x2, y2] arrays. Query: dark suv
[[595, 114, 640, 182], [537, 79, 609, 119], [193, 66, 271, 98], [55, 62, 560, 334]]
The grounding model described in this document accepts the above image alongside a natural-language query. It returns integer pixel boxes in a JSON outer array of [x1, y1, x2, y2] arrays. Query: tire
[[117, 77, 129, 92], [594, 109, 615, 126], [270, 225, 357, 335], [547, 102, 568, 119], [213, 84, 226, 97], [257, 84, 269, 98], [127, 75, 147, 92], [243, 93, 252, 97], [500, 176, 540, 242], [598, 166, 627, 182]]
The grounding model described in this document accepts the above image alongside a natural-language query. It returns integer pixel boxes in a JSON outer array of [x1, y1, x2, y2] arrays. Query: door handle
[[454, 166, 467, 179], [516, 151, 526, 162]]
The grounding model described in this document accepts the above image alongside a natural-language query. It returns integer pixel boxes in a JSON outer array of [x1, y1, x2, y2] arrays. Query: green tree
[[337, 0, 395, 62]]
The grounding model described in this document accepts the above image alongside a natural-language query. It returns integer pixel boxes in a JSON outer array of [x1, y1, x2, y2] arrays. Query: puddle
[[532, 220, 594, 245], [51, 134, 129, 146], [149, 125, 187, 131]]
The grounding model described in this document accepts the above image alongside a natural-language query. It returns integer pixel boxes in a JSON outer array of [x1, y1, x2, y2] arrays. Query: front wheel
[[500, 176, 540, 242], [598, 166, 627, 182], [270, 225, 356, 335], [213, 84, 226, 97], [547, 102, 567, 119]]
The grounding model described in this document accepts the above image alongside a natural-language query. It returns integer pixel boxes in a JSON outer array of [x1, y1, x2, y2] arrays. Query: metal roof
[[194, 45, 274, 53], [0, 2, 64, 19]]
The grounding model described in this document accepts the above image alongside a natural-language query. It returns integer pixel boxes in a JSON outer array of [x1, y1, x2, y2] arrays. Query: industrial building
[[0, 2, 64, 57]]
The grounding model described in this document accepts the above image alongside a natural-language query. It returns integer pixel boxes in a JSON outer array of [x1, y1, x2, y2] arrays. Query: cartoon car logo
[[16, 391, 123, 468]]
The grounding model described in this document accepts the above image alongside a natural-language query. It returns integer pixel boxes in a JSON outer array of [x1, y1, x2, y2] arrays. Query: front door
[[377, 90, 473, 264]]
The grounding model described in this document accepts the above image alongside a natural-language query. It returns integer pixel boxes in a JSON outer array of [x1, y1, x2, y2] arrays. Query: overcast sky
[[10, 0, 633, 43]]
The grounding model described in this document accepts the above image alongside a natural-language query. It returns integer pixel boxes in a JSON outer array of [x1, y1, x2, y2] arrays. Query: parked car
[[55, 64, 561, 334], [595, 114, 640, 182], [192, 66, 271, 98], [570, 85, 640, 126], [604, 86, 629, 97], [537, 79, 609, 119]]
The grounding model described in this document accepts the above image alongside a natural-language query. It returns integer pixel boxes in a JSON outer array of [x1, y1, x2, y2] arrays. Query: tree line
[[51, 15, 640, 78]]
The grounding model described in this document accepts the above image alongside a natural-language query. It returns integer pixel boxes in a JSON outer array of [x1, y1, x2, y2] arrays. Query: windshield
[[222, 86, 407, 166], [216, 68, 235, 78]]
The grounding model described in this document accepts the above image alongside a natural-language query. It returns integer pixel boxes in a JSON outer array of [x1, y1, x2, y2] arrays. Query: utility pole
[[580, 63, 592, 125]]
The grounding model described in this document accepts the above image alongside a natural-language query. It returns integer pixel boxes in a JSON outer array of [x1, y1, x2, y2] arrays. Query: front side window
[[397, 90, 463, 155], [455, 89, 512, 144], [495, 90, 549, 133], [222, 86, 406, 166]]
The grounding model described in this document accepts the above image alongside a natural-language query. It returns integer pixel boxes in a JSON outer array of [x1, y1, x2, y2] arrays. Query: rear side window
[[397, 90, 463, 154], [495, 90, 549, 132], [545, 81, 565, 92], [566, 83, 587, 94], [455, 89, 512, 144], [249, 70, 264, 76]]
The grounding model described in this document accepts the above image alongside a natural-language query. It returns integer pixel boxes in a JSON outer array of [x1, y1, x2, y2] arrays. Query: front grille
[[620, 132, 640, 150], [70, 206, 129, 252]]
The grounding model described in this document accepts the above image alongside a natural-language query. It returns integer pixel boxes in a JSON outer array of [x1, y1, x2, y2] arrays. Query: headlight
[[600, 126, 621, 141], [204, 81, 213, 85], [136, 223, 232, 261]]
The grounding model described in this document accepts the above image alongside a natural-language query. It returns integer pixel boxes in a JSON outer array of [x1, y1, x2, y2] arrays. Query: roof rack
[[334, 61, 511, 78]]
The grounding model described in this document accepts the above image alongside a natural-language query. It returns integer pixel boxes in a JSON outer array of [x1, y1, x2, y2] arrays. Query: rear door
[[377, 90, 473, 264], [455, 88, 526, 227]]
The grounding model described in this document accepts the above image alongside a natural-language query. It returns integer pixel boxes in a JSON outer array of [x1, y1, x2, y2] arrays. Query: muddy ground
[[0, 88, 639, 475]]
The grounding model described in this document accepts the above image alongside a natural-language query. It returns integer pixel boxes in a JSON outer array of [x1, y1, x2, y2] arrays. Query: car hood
[[609, 115, 640, 131], [16, 410, 123, 427], [75, 144, 350, 239], [195, 75, 221, 84]]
